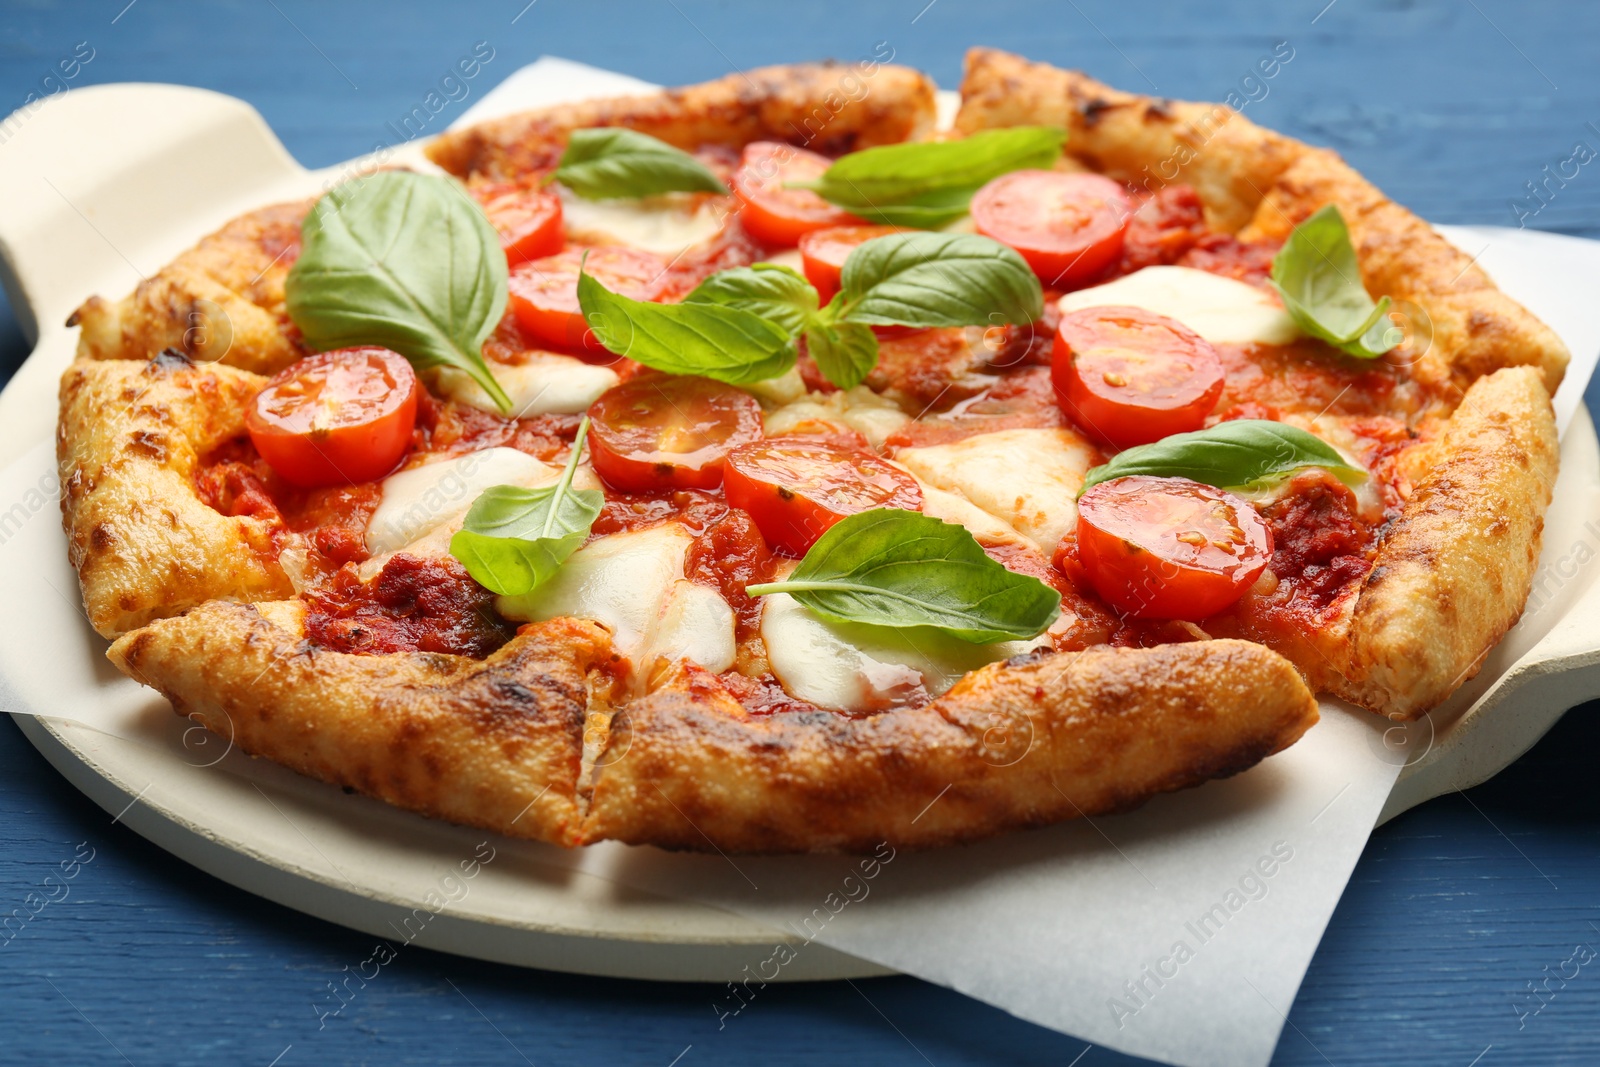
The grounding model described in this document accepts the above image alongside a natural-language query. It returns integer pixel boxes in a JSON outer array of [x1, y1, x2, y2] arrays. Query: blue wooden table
[[2, 2, 1598, 1063]]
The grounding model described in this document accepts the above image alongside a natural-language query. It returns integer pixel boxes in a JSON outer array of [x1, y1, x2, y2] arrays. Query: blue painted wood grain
[[0, 2, 1597, 1063]]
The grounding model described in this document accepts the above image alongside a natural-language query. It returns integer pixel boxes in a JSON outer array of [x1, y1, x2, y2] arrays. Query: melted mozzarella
[[916, 482, 1039, 552], [366, 448, 555, 557], [436, 354, 619, 416], [895, 428, 1097, 550], [559, 188, 727, 257], [496, 524, 736, 677], [760, 591, 1047, 712], [1058, 265, 1300, 345], [755, 249, 805, 272], [763, 386, 911, 449]]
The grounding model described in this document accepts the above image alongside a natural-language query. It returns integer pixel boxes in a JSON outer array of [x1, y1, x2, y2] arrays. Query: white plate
[[1, 78, 1597, 983]]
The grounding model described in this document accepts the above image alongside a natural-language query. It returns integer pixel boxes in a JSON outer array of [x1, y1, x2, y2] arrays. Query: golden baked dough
[[108, 602, 606, 846], [58, 354, 290, 638], [69, 200, 309, 375], [105, 599, 1316, 853], [427, 59, 938, 180]]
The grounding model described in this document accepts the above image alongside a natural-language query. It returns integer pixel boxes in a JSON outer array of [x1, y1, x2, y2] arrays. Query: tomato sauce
[[304, 555, 515, 657], [1254, 470, 1377, 624], [1113, 184, 1208, 276]]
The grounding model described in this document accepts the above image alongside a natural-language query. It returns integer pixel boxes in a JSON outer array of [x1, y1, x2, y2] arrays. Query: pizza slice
[[58, 51, 1563, 852]]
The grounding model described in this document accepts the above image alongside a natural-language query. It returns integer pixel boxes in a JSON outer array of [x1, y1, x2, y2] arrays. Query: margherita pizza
[[58, 51, 1565, 853]]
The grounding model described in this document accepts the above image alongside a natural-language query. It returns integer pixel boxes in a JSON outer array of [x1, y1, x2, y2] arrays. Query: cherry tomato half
[[798, 225, 907, 302], [507, 246, 667, 355], [586, 375, 764, 492], [731, 142, 864, 248], [724, 440, 924, 556], [971, 170, 1132, 288], [475, 181, 565, 266], [1075, 475, 1273, 620], [246, 348, 419, 488], [1052, 305, 1225, 448]]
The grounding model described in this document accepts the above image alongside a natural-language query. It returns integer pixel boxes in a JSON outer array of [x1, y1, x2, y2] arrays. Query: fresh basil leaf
[[577, 265, 796, 385], [837, 232, 1043, 328], [553, 127, 727, 200], [286, 170, 512, 413], [683, 264, 818, 337], [804, 318, 879, 390], [1269, 204, 1401, 359], [746, 509, 1061, 643], [449, 418, 603, 596], [802, 126, 1066, 228], [1078, 420, 1367, 497]]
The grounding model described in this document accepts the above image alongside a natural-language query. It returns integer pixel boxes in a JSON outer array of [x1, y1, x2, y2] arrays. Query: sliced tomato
[[476, 182, 565, 266], [507, 246, 667, 355], [246, 348, 419, 488], [1074, 475, 1273, 620], [724, 440, 923, 556], [731, 142, 863, 248], [1052, 305, 1224, 448], [586, 375, 764, 492], [971, 170, 1132, 288], [798, 224, 906, 302]]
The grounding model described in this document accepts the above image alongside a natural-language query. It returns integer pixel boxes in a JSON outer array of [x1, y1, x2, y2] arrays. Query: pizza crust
[[1337, 366, 1558, 718], [108, 601, 608, 847], [426, 60, 938, 180], [58, 354, 291, 638], [104, 599, 1316, 853], [69, 200, 309, 375]]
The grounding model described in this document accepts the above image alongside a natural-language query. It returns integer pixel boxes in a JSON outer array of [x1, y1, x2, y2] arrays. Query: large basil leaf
[[683, 264, 818, 336], [285, 171, 512, 413], [836, 232, 1043, 328], [802, 126, 1066, 228], [804, 319, 879, 391], [449, 418, 603, 596], [1078, 420, 1367, 496], [577, 265, 796, 385], [553, 128, 727, 200], [746, 509, 1061, 643], [1269, 205, 1400, 359]]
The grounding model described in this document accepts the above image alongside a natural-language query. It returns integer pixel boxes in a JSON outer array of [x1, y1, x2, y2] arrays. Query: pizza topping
[[682, 264, 819, 336], [448, 418, 605, 596], [586, 375, 764, 492], [437, 350, 620, 417], [1059, 265, 1300, 346], [894, 427, 1096, 550], [1116, 185, 1208, 274], [1269, 205, 1400, 359], [798, 225, 907, 302], [304, 554, 515, 658], [1072, 476, 1273, 620], [796, 126, 1066, 229], [286, 171, 513, 413], [971, 170, 1132, 288], [724, 439, 924, 556], [1077, 419, 1366, 497], [577, 262, 796, 384], [496, 522, 737, 679], [246, 348, 420, 488], [508, 246, 667, 354], [1051, 306, 1225, 448], [473, 180, 565, 266], [365, 446, 559, 557], [746, 508, 1061, 643], [683, 509, 779, 637], [550, 127, 728, 200], [758, 583, 1047, 712], [730, 141, 864, 247]]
